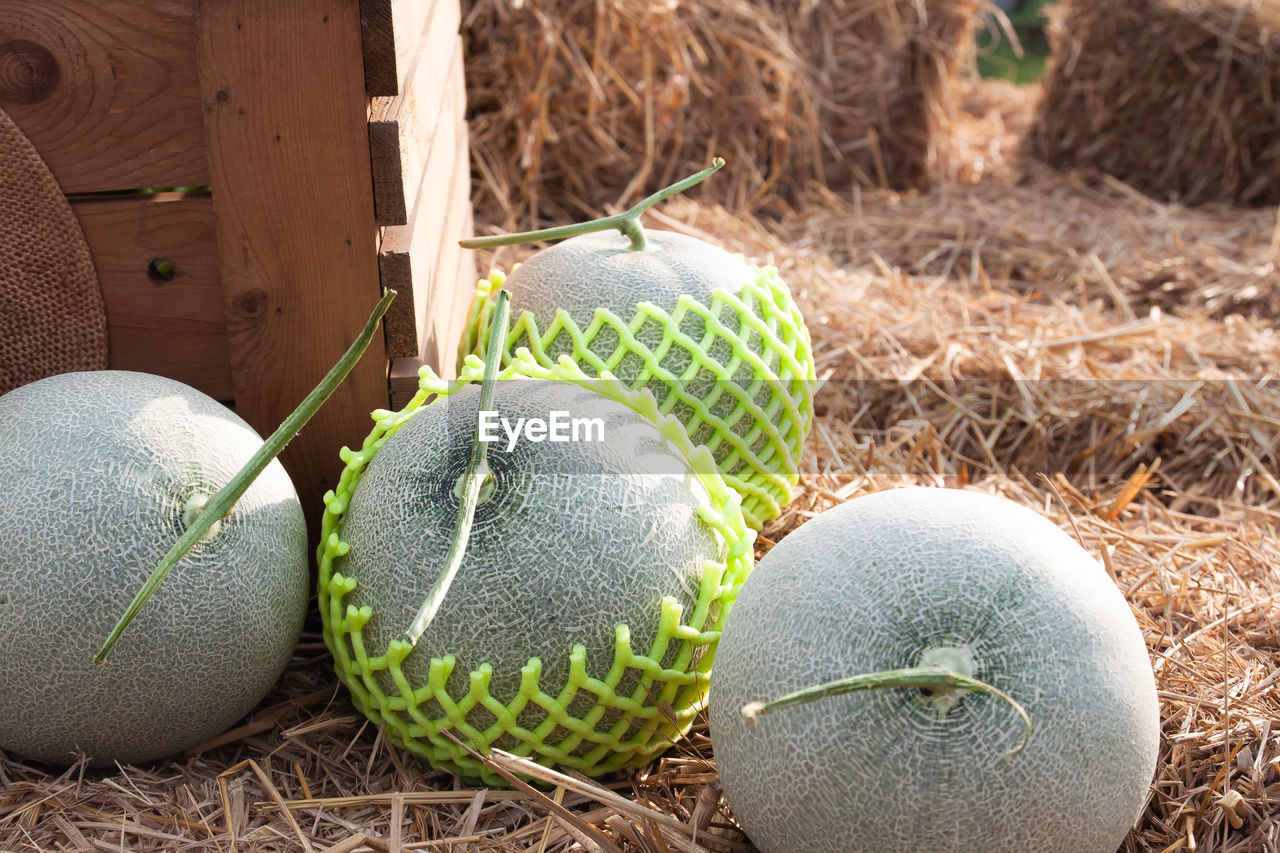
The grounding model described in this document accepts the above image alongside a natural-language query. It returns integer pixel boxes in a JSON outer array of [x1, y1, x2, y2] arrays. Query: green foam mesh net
[[458, 264, 815, 529], [317, 355, 755, 786]]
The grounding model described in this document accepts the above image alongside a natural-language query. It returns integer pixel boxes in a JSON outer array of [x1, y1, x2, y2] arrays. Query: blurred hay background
[[1031, 0, 1280, 207], [463, 0, 981, 223], [3, 0, 1279, 850]]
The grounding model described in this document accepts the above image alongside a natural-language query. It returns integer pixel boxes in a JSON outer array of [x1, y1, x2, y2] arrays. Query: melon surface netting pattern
[[459, 248, 815, 530], [317, 355, 754, 785]]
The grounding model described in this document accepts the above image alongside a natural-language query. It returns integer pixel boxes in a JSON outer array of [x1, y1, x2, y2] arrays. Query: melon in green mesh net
[[317, 355, 754, 785], [458, 230, 815, 529]]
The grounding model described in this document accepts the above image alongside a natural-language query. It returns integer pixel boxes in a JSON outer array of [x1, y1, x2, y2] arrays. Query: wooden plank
[[424, 140, 476, 379], [422, 39, 474, 376], [388, 204, 474, 408], [389, 236, 476, 409], [196, 0, 388, 533], [367, 1, 462, 225], [0, 0, 208, 193], [73, 193, 233, 401], [358, 0, 397, 97], [388, 127, 476, 409], [357, 0, 445, 98], [378, 238, 417, 358], [387, 204, 475, 409], [388, 356, 421, 410], [379, 35, 467, 358]]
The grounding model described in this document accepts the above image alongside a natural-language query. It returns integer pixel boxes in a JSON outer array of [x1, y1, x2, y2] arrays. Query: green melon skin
[[0, 370, 308, 767], [498, 230, 757, 324], [319, 369, 754, 786], [709, 487, 1160, 853], [459, 229, 815, 530], [342, 380, 716, 690]]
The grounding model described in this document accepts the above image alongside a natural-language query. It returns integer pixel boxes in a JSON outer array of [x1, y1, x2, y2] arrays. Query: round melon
[[708, 487, 1160, 853], [0, 370, 309, 766], [460, 229, 815, 530], [318, 359, 754, 785]]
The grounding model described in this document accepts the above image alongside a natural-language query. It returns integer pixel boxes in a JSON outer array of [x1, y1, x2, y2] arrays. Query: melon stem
[[741, 659, 1033, 758], [458, 158, 725, 253], [179, 493, 222, 542], [402, 289, 512, 648], [92, 288, 398, 665], [915, 644, 976, 715]]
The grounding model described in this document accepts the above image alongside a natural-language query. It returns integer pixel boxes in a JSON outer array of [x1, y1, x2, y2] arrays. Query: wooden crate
[[0, 0, 476, 531]]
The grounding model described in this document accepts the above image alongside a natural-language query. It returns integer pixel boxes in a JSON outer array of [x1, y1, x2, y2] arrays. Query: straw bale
[[1030, 0, 1280, 207], [799, 86, 1280, 322], [659, 192, 1279, 513], [462, 0, 981, 227], [3, 80, 1280, 853], [938, 77, 1038, 183], [774, 0, 984, 193]]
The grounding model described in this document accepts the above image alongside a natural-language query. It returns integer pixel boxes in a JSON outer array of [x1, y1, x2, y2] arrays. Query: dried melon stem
[[741, 647, 1032, 758], [180, 493, 222, 542], [460, 159, 724, 253], [94, 289, 398, 664], [402, 290, 511, 647], [915, 643, 977, 715]]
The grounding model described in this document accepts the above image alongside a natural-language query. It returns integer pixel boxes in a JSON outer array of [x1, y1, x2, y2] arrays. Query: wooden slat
[[377, 235, 417, 359], [424, 141, 477, 378], [357, 0, 444, 98], [196, 0, 389, 533], [74, 193, 233, 401], [388, 356, 422, 410], [367, 0, 462, 225], [379, 35, 468, 358], [387, 207, 474, 411], [0, 0, 208, 193], [388, 203, 475, 408], [388, 125, 477, 409]]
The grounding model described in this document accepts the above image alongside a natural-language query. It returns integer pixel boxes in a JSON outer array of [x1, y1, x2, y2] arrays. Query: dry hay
[[934, 76, 1040, 185], [1030, 0, 1280, 208], [803, 159, 1280, 319], [4, 80, 1280, 853], [462, 0, 981, 227], [807, 75, 1280, 321]]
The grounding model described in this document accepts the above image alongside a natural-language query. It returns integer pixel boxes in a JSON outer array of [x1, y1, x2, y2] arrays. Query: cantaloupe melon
[[460, 226, 815, 531], [318, 355, 754, 785], [708, 487, 1160, 853], [0, 370, 308, 766]]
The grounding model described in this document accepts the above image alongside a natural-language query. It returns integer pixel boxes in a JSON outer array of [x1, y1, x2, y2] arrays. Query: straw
[[1031, 0, 1280, 207], [3, 41, 1278, 853]]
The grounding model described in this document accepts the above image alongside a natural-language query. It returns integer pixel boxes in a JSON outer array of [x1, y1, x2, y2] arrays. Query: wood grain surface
[[358, 0, 443, 98], [367, 0, 462, 225], [379, 35, 468, 360], [196, 0, 388, 531], [73, 192, 233, 401], [0, 0, 208, 192]]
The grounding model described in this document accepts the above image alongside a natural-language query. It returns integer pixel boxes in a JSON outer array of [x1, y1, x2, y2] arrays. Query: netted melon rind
[[458, 264, 815, 529], [317, 354, 754, 786], [0, 371, 308, 766]]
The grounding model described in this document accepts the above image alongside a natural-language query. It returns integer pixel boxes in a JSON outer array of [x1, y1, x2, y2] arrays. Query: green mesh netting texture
[[458, 264, 815, 529], [318, 355, 755, 786]]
